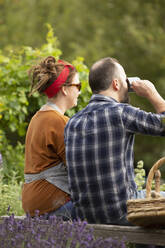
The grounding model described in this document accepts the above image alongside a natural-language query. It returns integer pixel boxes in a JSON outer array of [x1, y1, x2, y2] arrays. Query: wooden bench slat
[[87, 224, 165, 246]]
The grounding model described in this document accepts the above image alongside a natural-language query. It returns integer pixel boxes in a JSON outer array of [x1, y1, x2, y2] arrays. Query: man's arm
[[131, 80, 165, 113]]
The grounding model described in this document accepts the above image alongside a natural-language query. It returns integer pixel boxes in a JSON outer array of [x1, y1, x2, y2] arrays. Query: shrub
[[134, 160, 146, 191], [0, 214, 126, 248], [0, 24, 90, 182], [0, 170, 24, 216], [134, 160, 165, 191]]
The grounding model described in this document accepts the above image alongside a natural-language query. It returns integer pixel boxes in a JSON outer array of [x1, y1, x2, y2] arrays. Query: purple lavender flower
[[7, 206, 11, 213], [0, 214, 127, 248]]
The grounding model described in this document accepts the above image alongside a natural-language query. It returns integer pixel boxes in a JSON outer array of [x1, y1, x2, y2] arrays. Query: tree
[[0, 0, 165, 169]]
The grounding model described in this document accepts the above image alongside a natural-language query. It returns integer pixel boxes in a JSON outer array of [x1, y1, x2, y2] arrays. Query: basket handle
[[154, 170, 161, 194], [146, 157, 165, 198]]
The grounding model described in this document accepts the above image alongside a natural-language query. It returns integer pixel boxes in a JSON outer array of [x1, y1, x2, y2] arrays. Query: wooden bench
[[87, 224, 165, 246]]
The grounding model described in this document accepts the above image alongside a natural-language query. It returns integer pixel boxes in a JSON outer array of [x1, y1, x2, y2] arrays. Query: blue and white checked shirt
[[65, 94, 165, 223]]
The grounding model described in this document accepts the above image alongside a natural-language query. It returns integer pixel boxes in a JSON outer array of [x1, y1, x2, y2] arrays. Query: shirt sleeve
[[121, 104, 165, 136]]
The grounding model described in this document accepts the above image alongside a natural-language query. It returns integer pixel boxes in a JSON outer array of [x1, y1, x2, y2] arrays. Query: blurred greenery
[[0, 169, 24, 216], [134, 160, 146, 191], [0, 25, 90, 182], [134, 160, 165, 192], [0, 0, 165, 181]]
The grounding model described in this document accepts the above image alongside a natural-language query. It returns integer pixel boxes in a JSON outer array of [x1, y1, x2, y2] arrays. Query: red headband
[[44, 60, 75, 98]]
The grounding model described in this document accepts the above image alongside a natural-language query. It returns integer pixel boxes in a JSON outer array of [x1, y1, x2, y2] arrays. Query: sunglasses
[[66, 83, 81, 91]]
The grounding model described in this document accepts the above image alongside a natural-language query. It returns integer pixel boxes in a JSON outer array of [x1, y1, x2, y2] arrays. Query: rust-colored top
[[22, 110, 70, 216], [24, 110, 69, 173]]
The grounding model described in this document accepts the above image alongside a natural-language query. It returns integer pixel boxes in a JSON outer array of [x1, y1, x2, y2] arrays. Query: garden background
[[0, 0, 165, 216]]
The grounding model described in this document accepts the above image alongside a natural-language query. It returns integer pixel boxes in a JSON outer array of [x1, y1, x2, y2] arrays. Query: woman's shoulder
[[38, 110, 69, 124]]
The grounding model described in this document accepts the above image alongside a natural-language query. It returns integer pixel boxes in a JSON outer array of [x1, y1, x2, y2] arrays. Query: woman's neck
[[46, 101, 63, 114], [46, 98, 68, 114]]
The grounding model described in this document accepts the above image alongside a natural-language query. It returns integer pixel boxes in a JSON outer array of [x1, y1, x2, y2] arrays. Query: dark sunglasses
[[67, 83, 81, 91]]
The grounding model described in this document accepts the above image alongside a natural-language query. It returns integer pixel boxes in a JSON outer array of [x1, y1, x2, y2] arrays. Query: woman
[[22, 56, 81, 219]]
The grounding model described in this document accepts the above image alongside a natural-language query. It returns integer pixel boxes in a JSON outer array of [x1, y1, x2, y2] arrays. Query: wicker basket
[[127, 157, 165, 227]]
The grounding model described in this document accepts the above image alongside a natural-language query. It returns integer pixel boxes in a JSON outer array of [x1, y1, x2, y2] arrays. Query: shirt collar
[[89, 94, 118, 103]]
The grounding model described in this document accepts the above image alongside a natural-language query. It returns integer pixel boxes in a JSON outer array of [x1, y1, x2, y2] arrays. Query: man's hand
[[131, 80, 156, 98], [131, 80, 165, 113]]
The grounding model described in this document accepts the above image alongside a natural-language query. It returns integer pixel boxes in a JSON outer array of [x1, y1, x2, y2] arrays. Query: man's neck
[[99, 90, 120, 102]]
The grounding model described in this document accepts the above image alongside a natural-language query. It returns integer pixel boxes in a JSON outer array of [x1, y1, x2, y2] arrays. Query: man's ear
[[112, 79, 120, 91], [61, 86, 68, 96]]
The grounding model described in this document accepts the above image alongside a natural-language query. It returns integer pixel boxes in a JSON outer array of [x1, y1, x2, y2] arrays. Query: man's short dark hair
[[89, 57, 119, 94]]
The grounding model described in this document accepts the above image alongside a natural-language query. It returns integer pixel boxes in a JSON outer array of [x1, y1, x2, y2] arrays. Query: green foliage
[[0, 170, 24, 216], [134, 160, 146, 190], [1, 142, 25, 183], [66, 56, 91, 117], [134, 160, 165, 192], [160, 183, 165, 191], [0, 25, 89, 182], [0, 0, 165, 170]]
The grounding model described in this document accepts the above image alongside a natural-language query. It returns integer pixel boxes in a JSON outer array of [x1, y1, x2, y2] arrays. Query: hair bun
[[44, 56, 56, 69]]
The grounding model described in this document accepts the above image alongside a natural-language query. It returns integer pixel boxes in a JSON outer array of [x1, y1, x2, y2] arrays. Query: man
[[64, 57, 165, 225]]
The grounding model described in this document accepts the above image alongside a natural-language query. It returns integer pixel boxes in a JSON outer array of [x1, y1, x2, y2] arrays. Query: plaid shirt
[[65, 94, 165, 223]]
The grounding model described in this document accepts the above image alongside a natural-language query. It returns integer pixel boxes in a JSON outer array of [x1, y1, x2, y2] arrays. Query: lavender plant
[[0, 213, 126, 248]]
